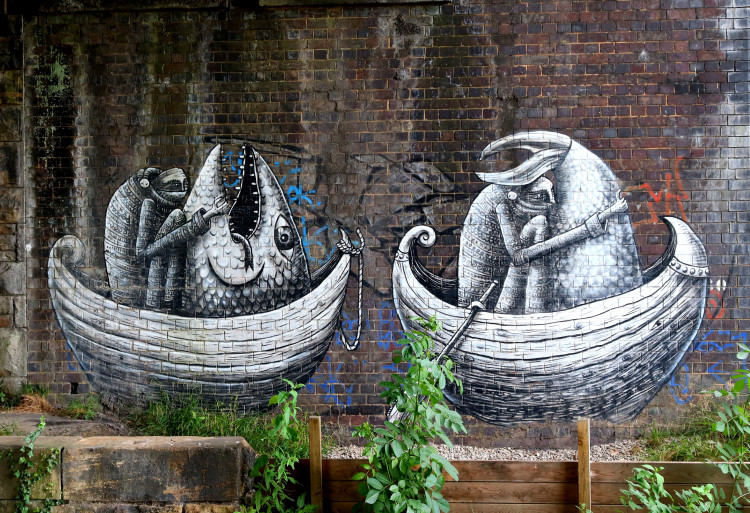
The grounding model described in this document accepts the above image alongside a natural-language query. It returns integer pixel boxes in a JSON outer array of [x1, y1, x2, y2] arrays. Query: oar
[[387, 280, 499, 423]]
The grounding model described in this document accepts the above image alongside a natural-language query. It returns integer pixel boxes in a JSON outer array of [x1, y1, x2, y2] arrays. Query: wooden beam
[[578, 418, 592, 509], [309, 416, 323, 511]]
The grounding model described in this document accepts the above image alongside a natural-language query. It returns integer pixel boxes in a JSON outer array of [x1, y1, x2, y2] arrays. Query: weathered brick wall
[[0, 13, 26, 392], [2, 0, 749, 446]]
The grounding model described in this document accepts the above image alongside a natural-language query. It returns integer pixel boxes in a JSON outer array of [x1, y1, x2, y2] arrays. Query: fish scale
[[547, 140, 642, 311], [182, 144, 311, 317]]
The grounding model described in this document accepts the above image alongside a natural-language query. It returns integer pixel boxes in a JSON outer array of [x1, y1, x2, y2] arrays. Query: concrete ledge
[[0, 436, 76, 500], [0, 436, 254, 508]]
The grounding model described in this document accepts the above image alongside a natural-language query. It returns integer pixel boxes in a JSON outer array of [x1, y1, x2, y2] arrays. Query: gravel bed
[[327, 440, 644, 461]]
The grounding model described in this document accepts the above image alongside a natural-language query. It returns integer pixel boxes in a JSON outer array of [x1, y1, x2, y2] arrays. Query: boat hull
[[48, 235, 350, 411], [392, 217, 709, 424]]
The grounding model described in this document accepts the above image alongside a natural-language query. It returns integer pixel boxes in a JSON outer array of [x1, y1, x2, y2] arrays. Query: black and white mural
[[392, 131, 710, 424], [47, 143, 362, 409]]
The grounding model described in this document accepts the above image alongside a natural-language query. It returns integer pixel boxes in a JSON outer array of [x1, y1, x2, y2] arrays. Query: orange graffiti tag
[[706, 288, 725, 321], [627, 156, 689, 224]]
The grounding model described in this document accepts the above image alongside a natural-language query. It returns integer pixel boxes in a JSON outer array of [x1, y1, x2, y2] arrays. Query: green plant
[[0, 421, 20, 435], [129, 392, 330, 459], [0, 380, 21, 409], [241, 379, 316, 513], [1, 417, 62, 513], [20, 383, 50, 398], [352, 316, 466, 513], [61, 395, 101, 420], [617, 342, 750, 513]]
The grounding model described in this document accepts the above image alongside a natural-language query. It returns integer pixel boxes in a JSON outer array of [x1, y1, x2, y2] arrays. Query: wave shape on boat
[[392, 216, 709, 424], [48, 234, 352, 411]]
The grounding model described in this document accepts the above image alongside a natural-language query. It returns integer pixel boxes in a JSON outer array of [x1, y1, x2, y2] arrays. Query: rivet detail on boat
[[669, 258, 709, 277]]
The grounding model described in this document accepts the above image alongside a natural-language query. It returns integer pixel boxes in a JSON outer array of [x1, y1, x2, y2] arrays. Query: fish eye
[[274, 219, 295, 251]]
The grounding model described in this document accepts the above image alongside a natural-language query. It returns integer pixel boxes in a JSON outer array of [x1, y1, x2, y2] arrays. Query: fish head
[[137, 166, 188, 208], [184, 144, 309, 291]]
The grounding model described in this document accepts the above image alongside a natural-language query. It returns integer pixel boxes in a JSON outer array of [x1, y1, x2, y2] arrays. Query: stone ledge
[[0, 436, 76, 500], [0, 436, 254, 505], [64, 437, 254, 503]]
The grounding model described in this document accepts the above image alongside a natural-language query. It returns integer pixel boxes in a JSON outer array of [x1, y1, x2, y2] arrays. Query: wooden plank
[[578, 418, 591, 509], [330, 502, 581, 513], [315, 459, 577, 483], [309, 417, 323, 511], [324, 480, 578, 504], [591, 483, 744, 505], [591, 462, 733, 484]]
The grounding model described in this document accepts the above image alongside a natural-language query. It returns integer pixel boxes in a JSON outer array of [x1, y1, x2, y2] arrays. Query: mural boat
[[392, 216, 709, 424], [48, 234, 352, 411]]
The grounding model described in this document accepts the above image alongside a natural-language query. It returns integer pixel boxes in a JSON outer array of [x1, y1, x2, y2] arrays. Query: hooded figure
[[460, 131, 642, 312], [104, 166, 228, 310]]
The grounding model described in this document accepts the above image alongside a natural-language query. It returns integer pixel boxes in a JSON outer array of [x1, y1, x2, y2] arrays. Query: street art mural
[[47, 143, 363, 410], [392, 131, 710, 424]]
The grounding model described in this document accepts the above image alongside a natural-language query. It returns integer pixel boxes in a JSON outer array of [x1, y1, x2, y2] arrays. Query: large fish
[[182, 144, 311, 317], [469, 131, 642, 311]]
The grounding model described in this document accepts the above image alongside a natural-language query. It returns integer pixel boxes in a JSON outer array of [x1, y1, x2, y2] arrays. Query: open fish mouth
[[223, 144, 262, 271]]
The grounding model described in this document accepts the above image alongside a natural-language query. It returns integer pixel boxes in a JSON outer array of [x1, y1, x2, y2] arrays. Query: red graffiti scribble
[[628, 156, 689, 224], [706, 288, 725, 320]]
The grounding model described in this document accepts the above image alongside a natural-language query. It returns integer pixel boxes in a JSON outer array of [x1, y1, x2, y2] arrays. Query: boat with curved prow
[[48, 234, 353, 411], [392, 216, 709, 424]]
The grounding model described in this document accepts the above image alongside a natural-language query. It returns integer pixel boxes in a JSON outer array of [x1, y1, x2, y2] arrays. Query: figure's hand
[[598, 191, 628, 223], [205, 197, 230, 219]]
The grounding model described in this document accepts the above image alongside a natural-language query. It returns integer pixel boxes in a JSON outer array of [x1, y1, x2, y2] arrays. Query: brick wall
[[1, 0, 748, 446], [0, 13, 26, 392]]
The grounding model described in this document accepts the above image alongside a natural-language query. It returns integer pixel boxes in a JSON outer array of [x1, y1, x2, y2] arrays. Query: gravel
[[327, 440, 644, 461]]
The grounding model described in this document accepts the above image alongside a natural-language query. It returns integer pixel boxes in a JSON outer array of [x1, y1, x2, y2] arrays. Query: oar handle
[[436, 280, 498, 364]]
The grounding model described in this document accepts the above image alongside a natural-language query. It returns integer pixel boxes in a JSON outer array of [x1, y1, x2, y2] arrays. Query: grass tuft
[[128, 394, 334, 458]]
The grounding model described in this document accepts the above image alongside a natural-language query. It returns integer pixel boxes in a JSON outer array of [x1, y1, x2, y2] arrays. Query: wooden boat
[[48, 234, 352, 411], [392, 217, 709, 424]]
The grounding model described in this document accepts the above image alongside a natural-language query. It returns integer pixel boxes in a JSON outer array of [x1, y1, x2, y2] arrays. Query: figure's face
[[151, 167, 189, 205], [510, 176, 554, 219]]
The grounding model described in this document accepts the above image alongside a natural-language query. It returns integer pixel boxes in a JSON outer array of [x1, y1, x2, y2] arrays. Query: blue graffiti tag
[[334, 309, 370, 349], [376, 300, 404, 352], [668, 364, 692, 404], [673, 329, 749, 404], [299, 218, 338, 266], [221, 151, 243, 188], [304, 356, 354, 406]]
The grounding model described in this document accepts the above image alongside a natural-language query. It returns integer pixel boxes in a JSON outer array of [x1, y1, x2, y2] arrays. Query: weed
[[60, 395, 101, 420], [0, 422, 20, 435], [1, 417, 62, 513], [20, 383, 50, 398], [584, 343, 750, 513], [129, 393, 332, 459], [0, 380, 21, 409]]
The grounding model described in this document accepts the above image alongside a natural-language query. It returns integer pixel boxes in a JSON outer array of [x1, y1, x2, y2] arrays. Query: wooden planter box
[[292, 459, 734, 513]]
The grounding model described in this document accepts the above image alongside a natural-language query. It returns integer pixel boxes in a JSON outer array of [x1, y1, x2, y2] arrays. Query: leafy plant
[[130, 392, 329, 459], [0, 379, 21, 409], [241, 379, 316, 513], [353, 316, 466, 513], [1, 417, 62, 513], [638, 412, 719, 462], [615, 342, 750, 513], [20, 383, 50, 398], [61, 395, 101, 420]]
